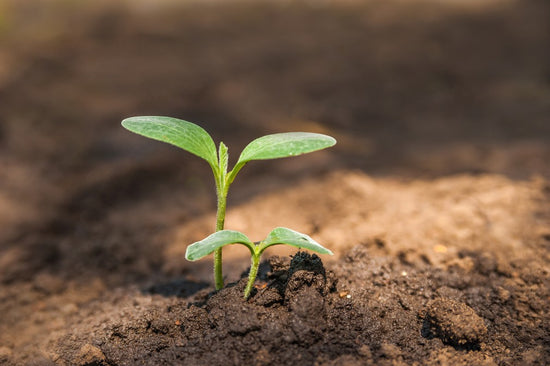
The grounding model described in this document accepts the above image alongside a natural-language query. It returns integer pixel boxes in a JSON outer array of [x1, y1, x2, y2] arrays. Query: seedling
[[186, 227, 332, 298], [121, 116, 335, 296]]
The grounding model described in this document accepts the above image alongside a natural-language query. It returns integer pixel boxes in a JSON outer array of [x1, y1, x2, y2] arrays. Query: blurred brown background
[[2, 2, 549, 170], [0, 0, 549, 271], [1, 0, 549, 233]]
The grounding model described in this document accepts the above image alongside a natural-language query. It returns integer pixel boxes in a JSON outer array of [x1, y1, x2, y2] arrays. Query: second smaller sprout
[[186, 227, 332, 298]]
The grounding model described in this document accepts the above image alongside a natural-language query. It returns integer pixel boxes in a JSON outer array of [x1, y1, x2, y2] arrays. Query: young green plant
[[121, 116, 335, 293], [185, 227, 333, 298]]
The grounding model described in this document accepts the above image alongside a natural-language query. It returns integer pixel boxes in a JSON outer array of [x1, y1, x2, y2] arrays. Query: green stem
[[244, 252, 261, 299], [214, 185, 227, 290], [212, 147, 241, 291]]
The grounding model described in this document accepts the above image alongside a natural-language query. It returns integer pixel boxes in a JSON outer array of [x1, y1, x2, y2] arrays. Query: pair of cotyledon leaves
[[121, 116, 335, 260], [185, 227, 333, 261]]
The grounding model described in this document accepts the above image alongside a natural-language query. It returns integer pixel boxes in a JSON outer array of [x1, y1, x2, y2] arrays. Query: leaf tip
[[121, 116, 141, 130], [184, 245, 198, 262]]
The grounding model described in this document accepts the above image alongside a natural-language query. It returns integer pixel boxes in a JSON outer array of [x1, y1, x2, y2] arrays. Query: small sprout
[[185, 227, 333, 298], [122, 116, 336, 293]]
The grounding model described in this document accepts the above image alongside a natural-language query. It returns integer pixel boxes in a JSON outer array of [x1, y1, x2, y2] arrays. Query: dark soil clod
[[285, 252, 328, 298], [423, 298, 488, 349]]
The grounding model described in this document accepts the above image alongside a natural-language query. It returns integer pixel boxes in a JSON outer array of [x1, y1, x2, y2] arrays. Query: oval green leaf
[[237, 132, 336, 165], [121, 116, 218, 168], [185, 230, 255, 261], [260, 227, 333, 255]]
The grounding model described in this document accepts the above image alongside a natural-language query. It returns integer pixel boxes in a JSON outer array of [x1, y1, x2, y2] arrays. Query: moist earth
[[51, 234, 550, 365]]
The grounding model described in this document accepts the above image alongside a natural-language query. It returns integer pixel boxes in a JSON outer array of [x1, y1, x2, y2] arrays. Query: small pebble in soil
[[424, 297, 487, 348]]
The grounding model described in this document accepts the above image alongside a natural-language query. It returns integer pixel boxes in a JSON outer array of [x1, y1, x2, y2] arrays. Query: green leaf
[[185, 230, 255, 261], [121, 116, 218, 168], [260, 227, 333, 255], [236, 132, 336, 165]]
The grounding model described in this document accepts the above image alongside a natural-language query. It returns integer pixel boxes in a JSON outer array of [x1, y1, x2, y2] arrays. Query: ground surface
[[0, 0, 549, 365]]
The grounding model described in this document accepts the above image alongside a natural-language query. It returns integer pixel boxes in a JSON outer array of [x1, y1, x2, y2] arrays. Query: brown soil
[[0, 1, 549, 365]]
